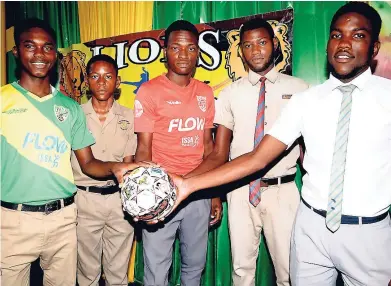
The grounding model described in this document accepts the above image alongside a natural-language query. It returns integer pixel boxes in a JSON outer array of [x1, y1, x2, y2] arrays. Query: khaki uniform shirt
[[214, 68, 309, 178], [71, 99, 137, 187]]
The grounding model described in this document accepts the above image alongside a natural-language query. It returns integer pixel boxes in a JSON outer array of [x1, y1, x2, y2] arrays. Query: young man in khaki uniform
[[188, 19, 308, 286], [71, 55, 137, 286]]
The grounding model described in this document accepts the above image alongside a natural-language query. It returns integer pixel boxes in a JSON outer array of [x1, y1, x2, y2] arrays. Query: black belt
[[1, 194, 75, 215], [302, 199, 389, 225], [77, 185, 119, 195], [261, 173, 296, 186]]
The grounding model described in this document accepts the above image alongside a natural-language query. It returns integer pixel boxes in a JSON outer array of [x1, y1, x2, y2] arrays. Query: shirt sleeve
[[267, 93, 303, 147], [213, 87, 234, 130], [71, 103, 95, 150], [205, 87, 215, 129], [134, 84, 157, 133]]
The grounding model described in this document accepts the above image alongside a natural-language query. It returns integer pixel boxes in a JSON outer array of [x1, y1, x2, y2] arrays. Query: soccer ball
[[120, 166, 177, 221]]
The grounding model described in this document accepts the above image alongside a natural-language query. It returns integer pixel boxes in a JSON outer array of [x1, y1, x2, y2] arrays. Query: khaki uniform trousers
[[1, 203, 78, 286], [227, 181, 300, 286], [76, 190, 134, 286]]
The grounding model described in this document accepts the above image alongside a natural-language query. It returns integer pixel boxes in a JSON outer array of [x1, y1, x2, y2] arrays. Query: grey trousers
[[142, 199, 211, 286], [291, 201, 391, 286]]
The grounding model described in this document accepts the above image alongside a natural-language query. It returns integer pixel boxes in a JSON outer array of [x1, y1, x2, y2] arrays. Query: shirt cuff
[[213, 119, 233, 131]]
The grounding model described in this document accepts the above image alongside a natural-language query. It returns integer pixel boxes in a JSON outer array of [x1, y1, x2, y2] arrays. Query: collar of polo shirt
[[248, 67, 278, 86]]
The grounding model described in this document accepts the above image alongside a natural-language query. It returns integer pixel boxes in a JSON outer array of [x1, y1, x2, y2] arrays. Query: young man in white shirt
[[171, 2, 391, 285]]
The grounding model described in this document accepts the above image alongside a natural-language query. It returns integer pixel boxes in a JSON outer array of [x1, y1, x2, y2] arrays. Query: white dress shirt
[[268, 69, 391, 216]]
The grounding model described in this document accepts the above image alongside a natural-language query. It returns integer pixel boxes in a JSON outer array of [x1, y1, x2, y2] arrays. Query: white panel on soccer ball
[[136, 174, 154, 188], [153, 179, 171, 198], [127, 167, 144, 178], [149, 167, 166, 178], [136, 190, 158, 210], [127, 200, 140, 215], [123, 180, 138, 199]]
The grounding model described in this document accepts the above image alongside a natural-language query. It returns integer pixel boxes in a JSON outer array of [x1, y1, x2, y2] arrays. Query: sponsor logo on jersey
[[2, 108, 28, 114], [22, 132, 69, 168], [168, 117, 205, 132], [181, 135, 200, 147], [166, 100, 181, 105]]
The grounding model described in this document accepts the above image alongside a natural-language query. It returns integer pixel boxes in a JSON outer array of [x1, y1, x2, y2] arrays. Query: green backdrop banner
[[5, 2, 391, 286]]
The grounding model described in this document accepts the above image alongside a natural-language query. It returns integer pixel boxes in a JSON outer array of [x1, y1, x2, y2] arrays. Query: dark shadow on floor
[[30, 258, 344, 285]]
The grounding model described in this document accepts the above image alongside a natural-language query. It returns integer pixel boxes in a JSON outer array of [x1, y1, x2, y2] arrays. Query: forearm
[[81, 158, 116, 178], [185, 150, 259, 191], [135, 148, 152, 162], [184, 135, 287, 193], [184, 151, 228, 178]]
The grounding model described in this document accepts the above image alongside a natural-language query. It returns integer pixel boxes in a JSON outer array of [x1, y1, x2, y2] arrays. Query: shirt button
[[265, 105, 268, 109], [264, 122, 267, 126]]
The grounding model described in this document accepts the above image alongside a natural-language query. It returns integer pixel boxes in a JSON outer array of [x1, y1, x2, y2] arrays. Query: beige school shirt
[[71, 99, 137, 187], [214, 68, 309, 179]]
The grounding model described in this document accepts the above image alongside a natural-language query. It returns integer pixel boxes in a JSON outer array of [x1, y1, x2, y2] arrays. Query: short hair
[[14, 18, 57, 47], [86, 54, 119, 76], [330, 2, 382, 43], [240, 18, 275, 43], [164, 20, 199, 48]]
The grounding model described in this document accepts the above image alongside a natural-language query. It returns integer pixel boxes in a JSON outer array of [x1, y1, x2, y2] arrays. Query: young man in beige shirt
[[188, 18, 308, 286]]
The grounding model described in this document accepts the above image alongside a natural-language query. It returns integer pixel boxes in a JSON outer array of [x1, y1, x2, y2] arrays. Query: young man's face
[[13, 27, 57, 79], [87, 61, 120, 101], [240, 27, 276, 74], [327, 12, 380, 81], [165, 30, 199, 76]]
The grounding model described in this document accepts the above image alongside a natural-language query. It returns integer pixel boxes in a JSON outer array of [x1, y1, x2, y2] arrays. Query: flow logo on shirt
[[168, 117, 205, 132]]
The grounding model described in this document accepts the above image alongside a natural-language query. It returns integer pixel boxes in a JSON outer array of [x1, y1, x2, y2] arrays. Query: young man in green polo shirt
[[0, 18, 145, 286]]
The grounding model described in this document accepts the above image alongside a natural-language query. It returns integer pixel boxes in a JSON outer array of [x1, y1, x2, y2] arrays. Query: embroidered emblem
[[118, 119, 130, 130], [54, 105, 69, 122], [196, 96, 207, 112], [282, 94, 292, 99]]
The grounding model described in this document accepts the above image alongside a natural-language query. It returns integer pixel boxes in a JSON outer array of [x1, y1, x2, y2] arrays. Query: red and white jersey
[[134, 75, 215, 175]]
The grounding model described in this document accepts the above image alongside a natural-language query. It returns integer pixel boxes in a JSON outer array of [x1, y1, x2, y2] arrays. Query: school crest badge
[[118, 119, 130, 130], [196, 96, 207, 112], [54, 105, 69, 122]]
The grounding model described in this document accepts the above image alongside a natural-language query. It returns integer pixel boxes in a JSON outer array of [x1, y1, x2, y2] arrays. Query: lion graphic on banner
[[60, 50, 88, 103], [225, 20, 291, 82]]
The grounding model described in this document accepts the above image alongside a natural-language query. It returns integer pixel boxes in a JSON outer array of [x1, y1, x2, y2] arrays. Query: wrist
[[109, 162, 116, 175], [183, 177, 195, 195]]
